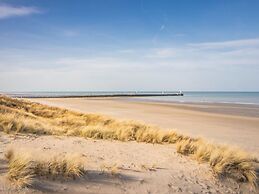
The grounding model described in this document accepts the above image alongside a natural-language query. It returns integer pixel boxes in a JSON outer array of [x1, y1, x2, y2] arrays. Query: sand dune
[[30, 97, 259, 157], [0, 133, 254, 194]]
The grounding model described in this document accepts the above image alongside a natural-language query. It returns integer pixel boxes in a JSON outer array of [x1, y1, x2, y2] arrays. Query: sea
[[2, 91, 259, 105], [137, 91, 259, 105]]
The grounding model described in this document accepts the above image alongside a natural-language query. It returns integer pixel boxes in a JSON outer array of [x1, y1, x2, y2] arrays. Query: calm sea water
[[3, 91, 259, 105], [138, 92, 259, 105]]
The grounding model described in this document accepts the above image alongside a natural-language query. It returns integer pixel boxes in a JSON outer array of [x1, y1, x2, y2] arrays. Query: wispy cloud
[[147, 48, 178, 58], [0, 4, 41, 19], [150, 38, 259, 61], [188, 38, 259, 49], [159, 25, 165, 31], [62, 30, 79, 37], [118, 49, 136, 54]]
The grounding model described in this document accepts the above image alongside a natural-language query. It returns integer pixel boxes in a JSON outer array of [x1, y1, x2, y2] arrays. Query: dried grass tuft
[[5, 149, 84, 188], [176, 139, 258, 187]]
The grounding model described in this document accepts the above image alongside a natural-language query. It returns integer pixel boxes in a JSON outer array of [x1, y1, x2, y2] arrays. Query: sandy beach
[[30, 97, 259, 157]]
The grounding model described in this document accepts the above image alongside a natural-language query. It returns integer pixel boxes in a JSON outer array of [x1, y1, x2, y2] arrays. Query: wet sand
[[30, 97, 259, 157]]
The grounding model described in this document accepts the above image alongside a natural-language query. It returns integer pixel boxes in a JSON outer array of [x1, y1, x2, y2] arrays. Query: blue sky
[[0, 0, 259, 91]]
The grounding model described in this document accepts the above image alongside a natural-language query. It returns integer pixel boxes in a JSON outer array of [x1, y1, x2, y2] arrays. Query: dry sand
[[30, 97, 259, 157], [0, 133, 253, 194]]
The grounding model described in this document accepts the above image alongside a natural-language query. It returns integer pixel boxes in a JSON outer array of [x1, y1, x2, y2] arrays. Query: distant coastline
[[2, 91, 183, 98]]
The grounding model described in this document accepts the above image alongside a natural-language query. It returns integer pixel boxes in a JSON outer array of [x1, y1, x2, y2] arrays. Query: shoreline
[[121, 97, 259, 118], [127, 97, 259, 107]]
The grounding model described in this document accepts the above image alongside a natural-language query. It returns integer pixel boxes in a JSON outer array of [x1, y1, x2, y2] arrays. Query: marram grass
[[5, 149, 84, 188], [0, 95, 258, 187], [176, 139, 258, 186]]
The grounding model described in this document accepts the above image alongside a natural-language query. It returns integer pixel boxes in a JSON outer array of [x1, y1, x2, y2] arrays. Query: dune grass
[[5, 149, 84, 188], [6, 151, 34, 188], [0, 95, 258, 187], [176, 139, 258, 186]]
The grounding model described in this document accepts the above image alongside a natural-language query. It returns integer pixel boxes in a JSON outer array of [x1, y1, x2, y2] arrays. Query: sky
[[0, 0, 259, 92]]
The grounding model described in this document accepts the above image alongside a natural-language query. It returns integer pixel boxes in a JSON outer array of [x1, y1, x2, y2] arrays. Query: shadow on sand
[[29, 170, 139, 193], [0, 158, 8, 175]]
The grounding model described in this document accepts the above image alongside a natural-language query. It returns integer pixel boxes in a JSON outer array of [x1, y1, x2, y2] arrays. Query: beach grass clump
[[34, 155, 84, 179], [7, 151, 35, 188], [176, 139, 258, 187], [209, 148, 257, 186], [5, 149, 85, 188], [0, 95, 258, 186]]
